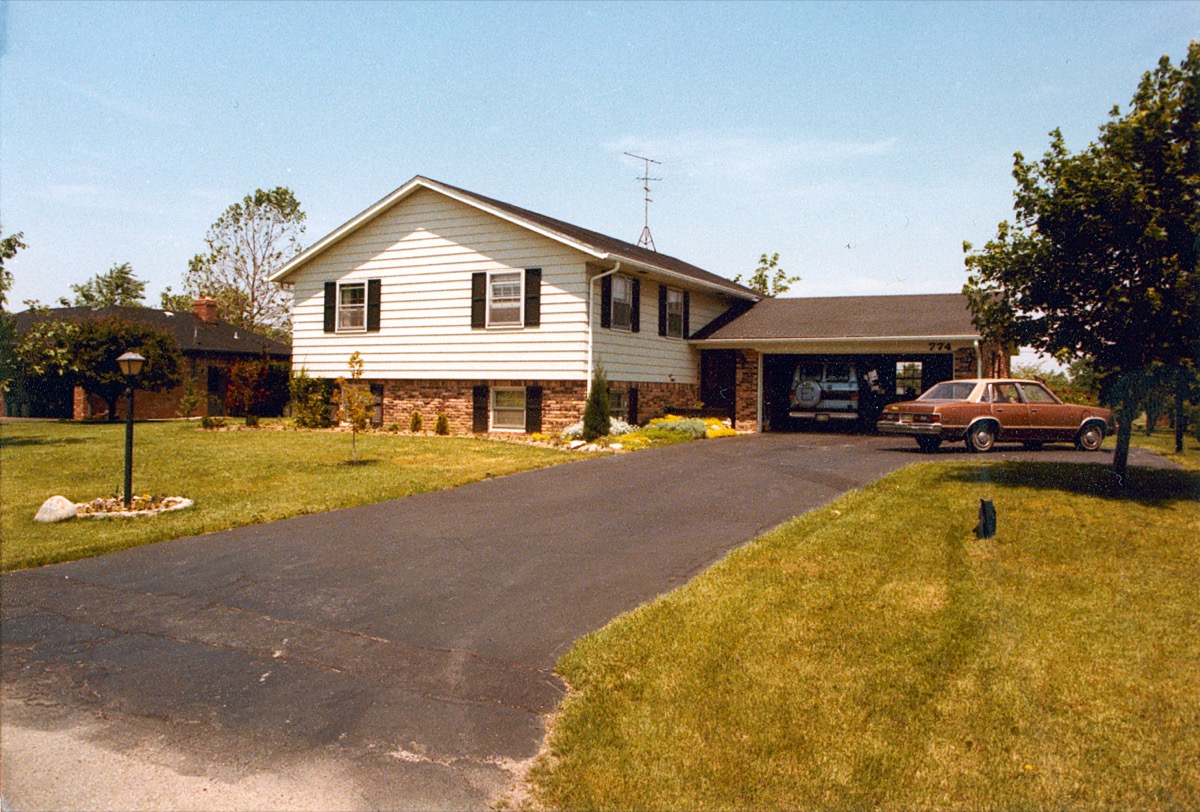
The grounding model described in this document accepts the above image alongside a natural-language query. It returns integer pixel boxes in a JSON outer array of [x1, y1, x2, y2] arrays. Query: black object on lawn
[[976, 499, 997, 539]]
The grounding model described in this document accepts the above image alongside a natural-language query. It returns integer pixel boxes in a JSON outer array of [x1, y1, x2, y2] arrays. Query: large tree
[[0, 228, 28, 393], [68, 262, 147, 307], [184, 187, 305, 340], [69, 318, 182, 421], [964, 42, 1199, 478], [734, 252, 799, 297]]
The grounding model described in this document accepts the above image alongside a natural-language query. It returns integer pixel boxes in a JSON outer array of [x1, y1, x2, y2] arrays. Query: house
[[271, 176, 1007, 434], [4, 298, 290, 420]]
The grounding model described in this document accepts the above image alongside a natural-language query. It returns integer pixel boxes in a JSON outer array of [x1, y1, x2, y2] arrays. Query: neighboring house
[[4, 298, 290, 420], [271, 175, 1008, 435]]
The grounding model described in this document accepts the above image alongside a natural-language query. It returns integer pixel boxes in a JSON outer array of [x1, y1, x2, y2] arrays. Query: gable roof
[[693, 294, 980, 342], [270, 175, 760, 300], [12, 305, 291, 358]]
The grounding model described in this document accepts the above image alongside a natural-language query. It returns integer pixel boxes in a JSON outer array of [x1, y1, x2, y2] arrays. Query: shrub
[[200, 415, 226, 429], [435, 413, 450, 435], [582, 366, 611, 442], [289, 368, 334, 428], [176, 376, 202, 419], [386, 423, 400, 433], [410, 410, 423, 433], [651, 417, 709, 438]]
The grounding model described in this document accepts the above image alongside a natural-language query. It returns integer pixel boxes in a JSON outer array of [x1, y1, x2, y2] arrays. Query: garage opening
[[762, 353, 954, 432]]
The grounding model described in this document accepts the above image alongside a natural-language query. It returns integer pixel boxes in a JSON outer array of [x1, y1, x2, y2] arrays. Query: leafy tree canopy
[[183, 187, 305, 340], [734, 252, 799, 297], [69, 262, 146, 307], [1, 228, 26, 314], [70, 318, 182, 421], [964, 41, 1199, 477]]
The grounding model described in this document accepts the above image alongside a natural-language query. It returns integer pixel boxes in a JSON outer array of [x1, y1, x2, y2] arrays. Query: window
[[664, 288, 685, 338], [609, 389, 627, 420], [896, 362, 923, 396], [611, 276, 633, 331], [991, 383, 1022, 404], [1019, 383, 1058, 404], [337, 283, 366, 332], [488, 272, 523, 327], [491, 387, 526, 431]]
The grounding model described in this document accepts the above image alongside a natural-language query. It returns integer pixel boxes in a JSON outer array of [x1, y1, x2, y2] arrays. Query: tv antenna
[[624, 152, 661, 251]]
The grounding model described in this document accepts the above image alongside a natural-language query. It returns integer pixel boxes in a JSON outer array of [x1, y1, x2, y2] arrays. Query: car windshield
[[918, 381, 977, 401]]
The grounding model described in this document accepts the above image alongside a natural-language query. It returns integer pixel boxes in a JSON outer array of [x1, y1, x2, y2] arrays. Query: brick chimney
[[193, 297, 218, 325]]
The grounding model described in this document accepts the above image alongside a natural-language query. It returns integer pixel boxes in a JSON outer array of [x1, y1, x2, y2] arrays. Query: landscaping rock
[[568, 440, 587, 450], [34, 495, 77, 523]]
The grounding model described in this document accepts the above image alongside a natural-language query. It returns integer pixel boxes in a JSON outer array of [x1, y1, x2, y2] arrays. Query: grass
[[1, 420, 569, 571], [1130, 428, 1200, 471], [530, 460, 1200, 811]]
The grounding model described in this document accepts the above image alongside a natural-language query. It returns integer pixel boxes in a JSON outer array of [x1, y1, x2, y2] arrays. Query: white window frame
[[665, 287, 685, 339], [337, 282, 367, 333], [487, 271, 524, 328], [490, 387, 527, 432], [609, 388, 628, 420], [611, 275, 633, 332]]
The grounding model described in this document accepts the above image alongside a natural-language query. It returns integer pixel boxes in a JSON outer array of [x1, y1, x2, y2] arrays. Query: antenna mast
[[624, 152, 662, 251]]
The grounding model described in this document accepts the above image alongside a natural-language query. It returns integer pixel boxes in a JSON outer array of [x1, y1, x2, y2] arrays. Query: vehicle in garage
[[789, 361, 859, 421], [876, 378, 1115, 453]]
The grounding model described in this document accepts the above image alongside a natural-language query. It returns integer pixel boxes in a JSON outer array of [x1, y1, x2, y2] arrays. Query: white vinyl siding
[[491, 387, 526, 431], [593, 280, 732, 385], [288, 188, 590, 379]]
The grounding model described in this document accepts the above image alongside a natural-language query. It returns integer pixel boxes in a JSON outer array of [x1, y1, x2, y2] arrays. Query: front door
[[700, 350, 737, 424]]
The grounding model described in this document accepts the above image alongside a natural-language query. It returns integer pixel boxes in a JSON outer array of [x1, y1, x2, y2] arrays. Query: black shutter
[[472, 385, 489, 432], [628, 387, 639, 425], [683, 291, 691, 338], [657, 284, 667, 336], [367, 279, 382, 332], [524, 268, 541, 327], [323, 282, 337, 333], [471, 273, 487, 329], [525, 386, 543, 433], [630, 279, 640, 332], [600, 275, 612, 329]]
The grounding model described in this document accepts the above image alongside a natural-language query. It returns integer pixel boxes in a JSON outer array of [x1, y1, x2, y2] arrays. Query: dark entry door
[[700, 350, 737, 424]]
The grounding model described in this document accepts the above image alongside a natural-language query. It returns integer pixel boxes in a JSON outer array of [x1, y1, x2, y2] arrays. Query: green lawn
[[1131, 429, 1200, 471], [530, 461, 1200, 811], [1, 421, 569, 571]]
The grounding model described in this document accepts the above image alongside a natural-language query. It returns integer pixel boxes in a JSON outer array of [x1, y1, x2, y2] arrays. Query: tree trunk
[[105, 394, 119, 423], [1112, 402, 1136, 483]]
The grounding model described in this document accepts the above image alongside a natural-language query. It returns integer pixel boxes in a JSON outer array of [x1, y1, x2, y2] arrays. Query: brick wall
[[378, 379, 588, 435], [733, 350, 759, 432], [610, 380, 701, 423], [953, 342, 1011, 379]]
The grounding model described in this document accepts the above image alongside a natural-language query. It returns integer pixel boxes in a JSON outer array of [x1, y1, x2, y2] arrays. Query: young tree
[[582, 365, 611, 442], [69, 318, 182, 421], [69, 262, 147, 307], [964, 42, 1199, 479], [336, 351, 374, 462], [734, 252, 800, 297], [185, 187, 305, 339]]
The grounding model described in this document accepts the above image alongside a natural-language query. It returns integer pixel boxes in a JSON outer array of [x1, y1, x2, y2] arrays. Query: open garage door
[[762, 353, 954, 432]]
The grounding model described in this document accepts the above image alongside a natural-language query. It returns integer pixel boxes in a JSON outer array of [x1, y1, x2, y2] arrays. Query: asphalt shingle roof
[[12, 306, 291, 358], [694, 293, 979, 341]]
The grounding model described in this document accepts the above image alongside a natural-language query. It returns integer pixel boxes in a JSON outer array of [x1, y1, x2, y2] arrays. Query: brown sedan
[[877, 378, 1115, 453]]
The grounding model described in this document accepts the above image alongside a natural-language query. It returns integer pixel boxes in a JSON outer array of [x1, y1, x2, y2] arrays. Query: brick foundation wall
[[610, 380, 701, 423], [75, 384, 188, 421], [378, 379, 588, 435]]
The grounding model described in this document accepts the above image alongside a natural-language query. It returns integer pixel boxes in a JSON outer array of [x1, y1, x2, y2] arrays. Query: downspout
[[974, 339, 982, 377], [586, 262, 621, 394]]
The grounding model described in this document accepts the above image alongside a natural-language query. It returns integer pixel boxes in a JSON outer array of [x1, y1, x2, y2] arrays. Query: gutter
[[586, 262, 621, 394], [692, 334, 981, 348], [974, 339, 982, 377]]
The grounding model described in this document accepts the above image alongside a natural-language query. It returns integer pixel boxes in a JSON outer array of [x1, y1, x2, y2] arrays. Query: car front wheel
[[1076, 423, 1105, 451], [966, 422, 997, 453]]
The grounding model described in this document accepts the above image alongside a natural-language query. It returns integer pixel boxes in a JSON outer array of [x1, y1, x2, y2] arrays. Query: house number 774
[[928, 342, 952, 352]]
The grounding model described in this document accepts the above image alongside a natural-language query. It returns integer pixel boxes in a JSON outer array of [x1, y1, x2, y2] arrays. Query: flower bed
[[75, 495, 194, 519]]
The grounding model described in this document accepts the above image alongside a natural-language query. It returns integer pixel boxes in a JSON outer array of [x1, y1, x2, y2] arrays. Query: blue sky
[[2, 1, 1195, 359]]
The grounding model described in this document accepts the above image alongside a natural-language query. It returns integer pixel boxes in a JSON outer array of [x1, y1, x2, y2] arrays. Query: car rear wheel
[[1076, 423, 1105, 451], [966, 422, 997, 453], [916, 436, 942, 453]]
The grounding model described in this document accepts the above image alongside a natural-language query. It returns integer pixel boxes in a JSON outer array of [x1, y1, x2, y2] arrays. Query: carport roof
[[692, 293, 979, 342]]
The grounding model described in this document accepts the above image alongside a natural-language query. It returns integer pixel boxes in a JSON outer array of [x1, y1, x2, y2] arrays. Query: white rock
[[610, 443, 624, 451], [35, 495, 77, 523], [568, 440, 587, 450]]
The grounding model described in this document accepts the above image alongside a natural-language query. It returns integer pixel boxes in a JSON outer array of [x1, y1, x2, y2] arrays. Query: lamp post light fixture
[[116, 351, 146, 509]]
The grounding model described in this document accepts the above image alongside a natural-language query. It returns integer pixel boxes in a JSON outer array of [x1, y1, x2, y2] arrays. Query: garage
[[692, 293, 1011, 433]]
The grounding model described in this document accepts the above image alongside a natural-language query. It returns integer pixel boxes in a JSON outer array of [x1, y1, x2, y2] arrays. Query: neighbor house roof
[[693, 293, 980, 343], [270, 175, 760, 300], [12, 306, 291, 358]]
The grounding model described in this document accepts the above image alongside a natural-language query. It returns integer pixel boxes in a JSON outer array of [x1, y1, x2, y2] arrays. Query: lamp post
[[116, 351, 146, 508]]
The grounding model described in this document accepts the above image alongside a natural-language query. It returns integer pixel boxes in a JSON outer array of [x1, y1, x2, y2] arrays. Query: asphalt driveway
[[0, 434, 1176, 810]]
